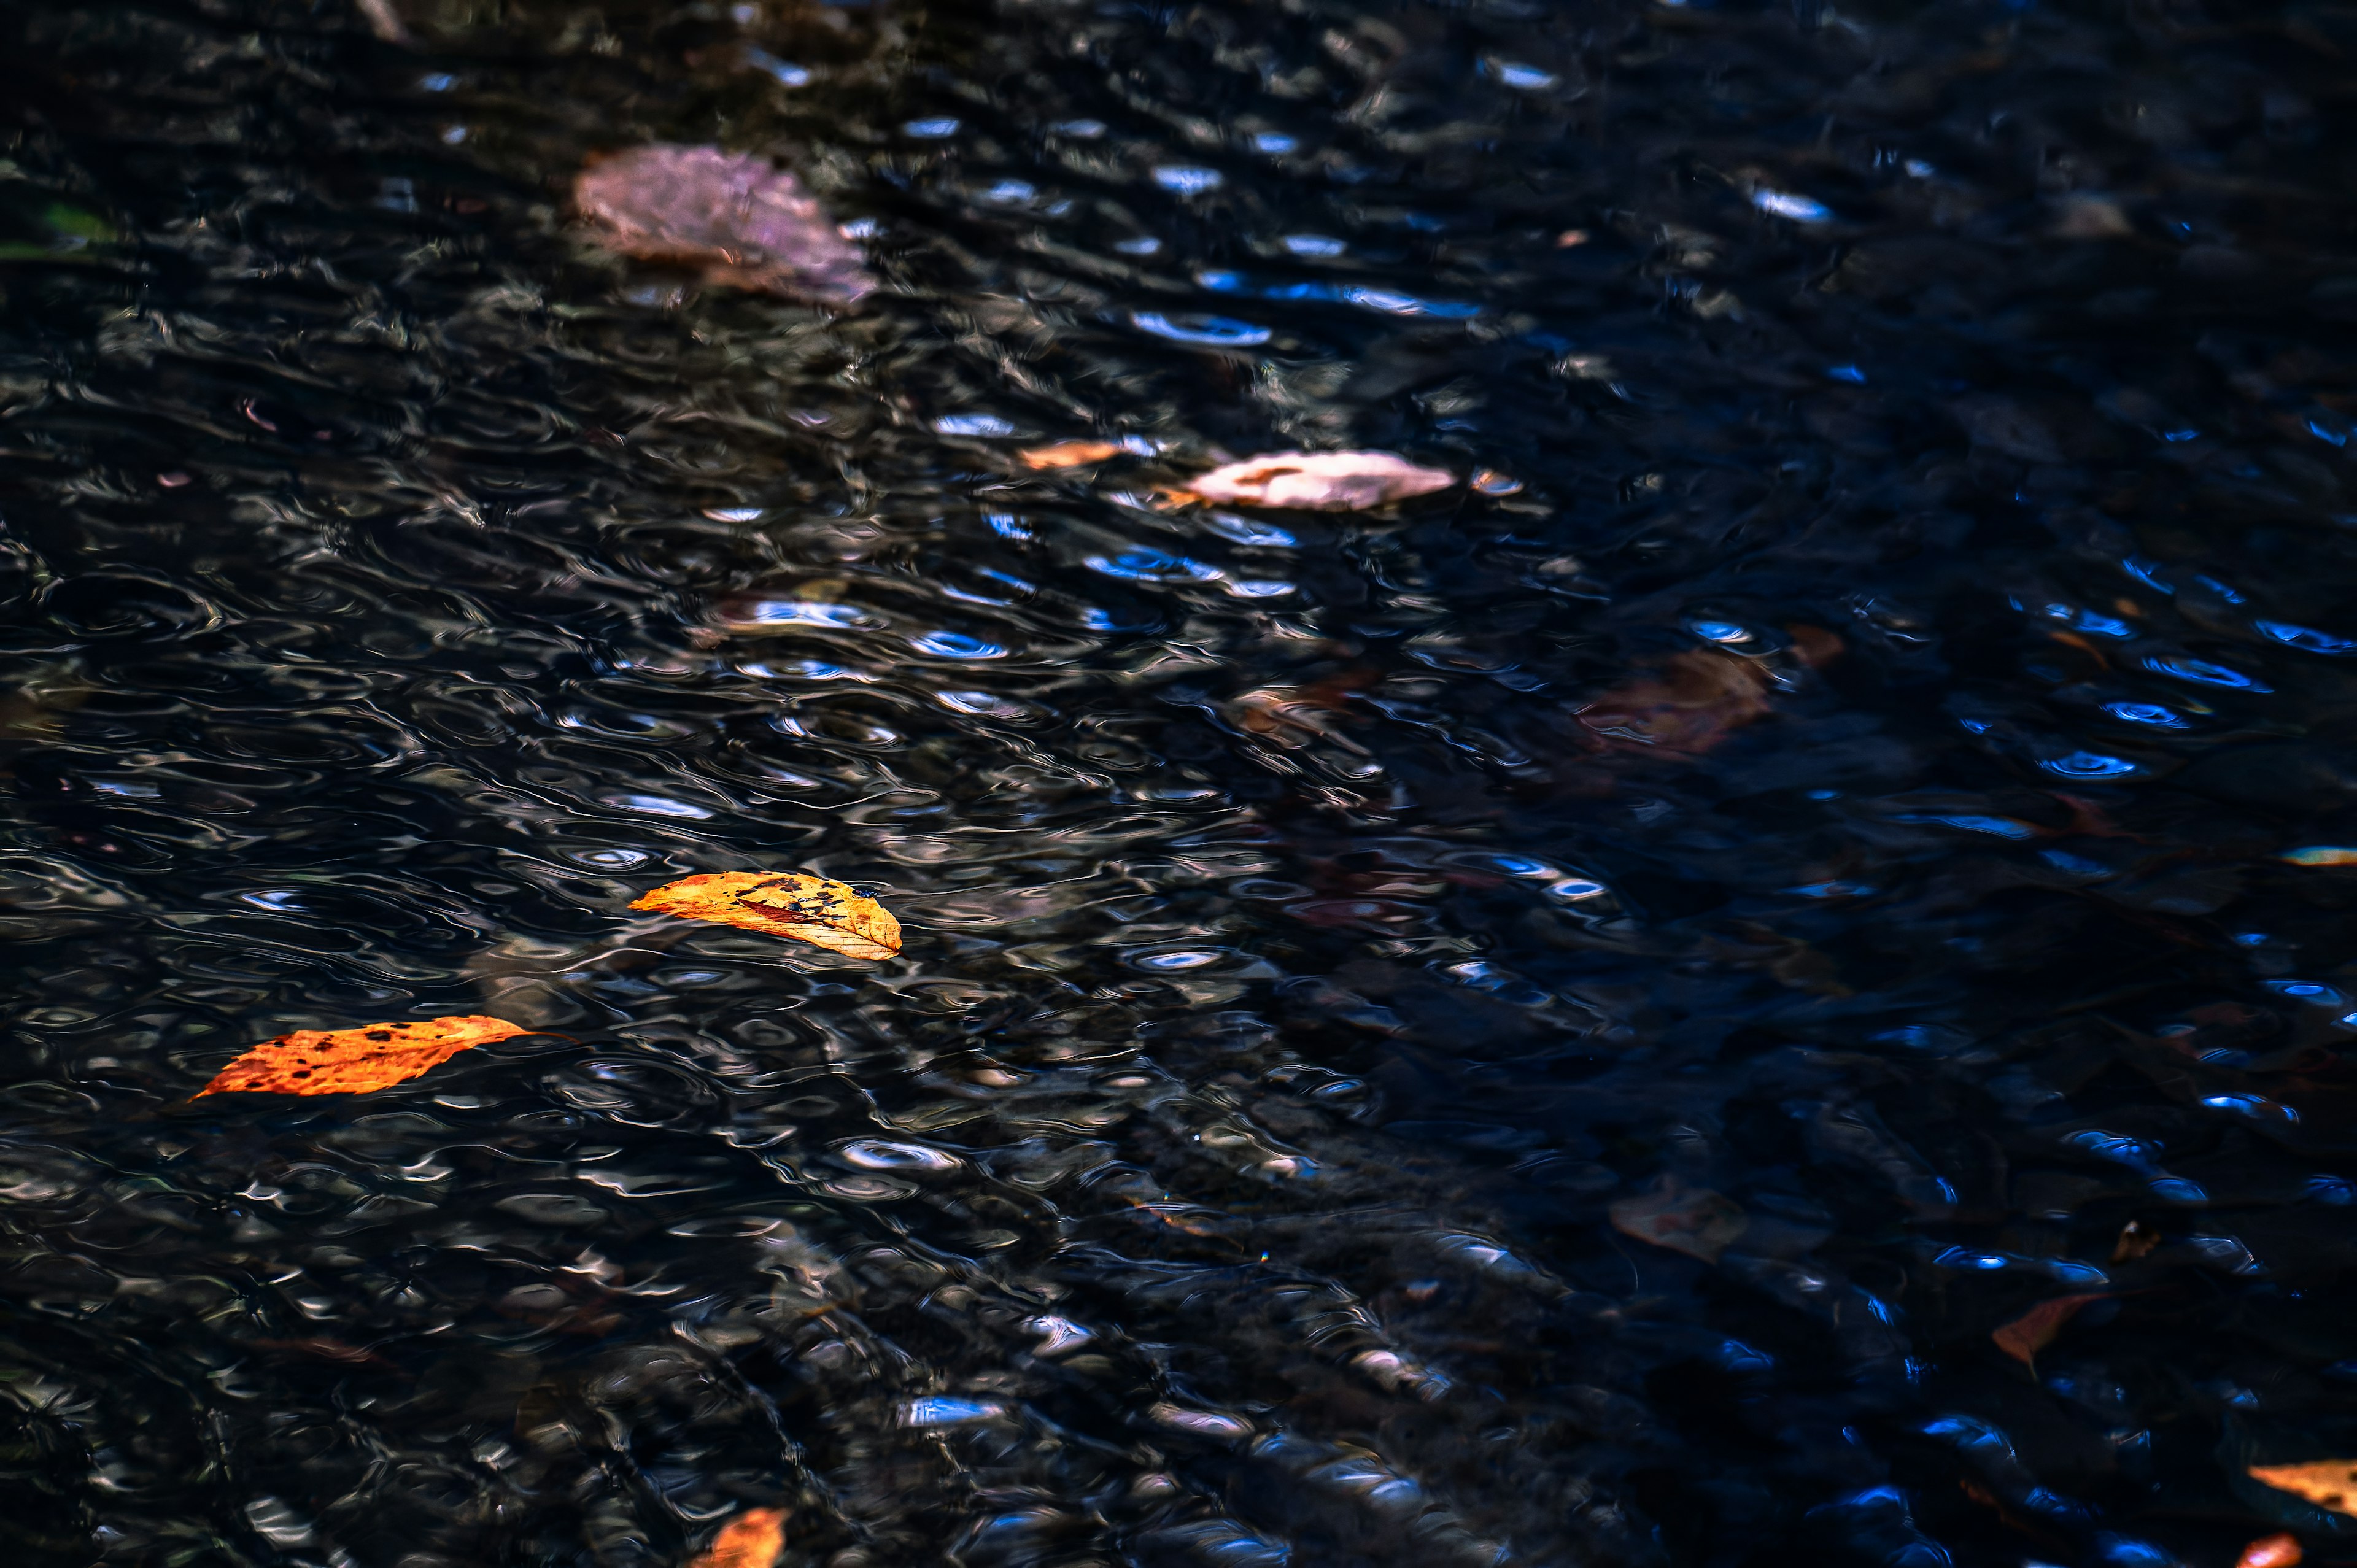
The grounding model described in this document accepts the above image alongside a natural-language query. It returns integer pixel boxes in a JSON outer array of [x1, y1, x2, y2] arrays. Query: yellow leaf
[[198, 1016, 527, 1097], [2251, 1459, 2357, 1516], [631, 872, 901, 960], [1020, 439, 1121, 469], [689, 1508, 788, 1568]]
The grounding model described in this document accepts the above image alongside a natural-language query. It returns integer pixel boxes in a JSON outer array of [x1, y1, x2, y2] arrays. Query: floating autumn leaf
[[575, 145, 874, 303], [2252, 1461, 2357, 1517], [1609, 1180, 1748, 1263], [198, 1016, 527, 1097], [689, 1508, 789, 1568], [1184, 450, 1455, 511], [1992, 1293, 2102, 1368], [1020, 439, 1122, 470], [631, 872, 901, 960], [2237, 1534, 2304, 1568]]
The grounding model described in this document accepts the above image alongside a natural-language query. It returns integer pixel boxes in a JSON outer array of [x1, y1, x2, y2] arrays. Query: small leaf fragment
[[1020, 439, 1122, 469], [574, 144, 873, 303], [689, 1507, 789, 1568], [1609, 1180, 1747, 1263], [199, 1016, 527, 1097], [632, 872, 901, 960], [2237, 1534, 2304, 1568], [1992, 1293, 2102, 1367], [2252, 1461, 2357, 1517], [1184, 450, 1455, 511]]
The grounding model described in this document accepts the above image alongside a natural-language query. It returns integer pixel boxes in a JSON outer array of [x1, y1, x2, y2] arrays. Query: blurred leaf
[[1577, 651, 1773, 756], [41, 203, 114, 244], [689, 1508, 788, 1568], [1609, 1180, 1747, 1262], [2237, 1533, 2304, 1568], [198, 1016, 526, 1097], [1185, 450, 1455, 511], [632, 872, 901, 960], [1020, 440, 1121, 469], [2251, 1461, 2357, 1516], [1992, 1294, 2102, 1367]]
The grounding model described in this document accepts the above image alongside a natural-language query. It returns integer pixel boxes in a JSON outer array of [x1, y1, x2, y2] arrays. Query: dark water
[[4, 0, 2357, 1564]]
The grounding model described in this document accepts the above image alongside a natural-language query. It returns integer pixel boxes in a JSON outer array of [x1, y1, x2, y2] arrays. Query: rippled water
[[7, 0, 2357, 1563]]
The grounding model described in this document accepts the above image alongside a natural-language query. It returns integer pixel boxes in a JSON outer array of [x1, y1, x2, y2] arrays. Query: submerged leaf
[[1991, 1293, 2102, 1367], [575, 145, 874, 303], [1185, 450, 1455, 511], [199, 1016, 526, 1097], [1021, 440, 1123, 469], [632, 872, 901, 960], [689, 1508, 789, 1568], [1577, 651, 1774, 756], [1609, 1180, 1747, 1262], [2251, 1461, 2357, 1516]]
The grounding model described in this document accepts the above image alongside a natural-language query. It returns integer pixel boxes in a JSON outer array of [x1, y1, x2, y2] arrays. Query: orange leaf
[[198, 1016, 526, 1097], [631, 872, 900, 960], [1992, 1294, 2102, 1367], [2238, 1534, 2304, 1568], [2252, 1460, 2357, 1517], [1020, 439, 1121, 469], [689, 1508, 788, 1568]]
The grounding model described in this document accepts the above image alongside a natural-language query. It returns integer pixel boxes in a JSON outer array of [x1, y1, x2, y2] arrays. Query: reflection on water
[[4, 0, 2357, 1562]]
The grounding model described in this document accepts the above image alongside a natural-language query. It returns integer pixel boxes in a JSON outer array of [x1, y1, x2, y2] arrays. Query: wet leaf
[[1021, 439, 1122, 469], [575, 145, 874, 303], [2251, 1461, 2357, 1516], [2237, 1534, 2304, 1568], [631, 872, 901, 960], [1184, 450, 1455, 511], [1609, 1180, 1747, 1262], [689, 1508, 788, 1568], [198, 1016, 527, 1097], [355, 0, 408, 40], [1992, 1293, 2102, 1367], [2111, 1219, 2160, 1262]]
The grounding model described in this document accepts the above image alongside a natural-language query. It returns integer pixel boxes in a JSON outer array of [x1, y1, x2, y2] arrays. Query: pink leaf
[[1185, 450, 1455, 511], [574, 145, 875, 303]]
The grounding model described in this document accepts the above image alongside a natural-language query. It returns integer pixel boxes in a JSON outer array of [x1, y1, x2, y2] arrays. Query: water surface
[[4, 1, 2357, 1565]]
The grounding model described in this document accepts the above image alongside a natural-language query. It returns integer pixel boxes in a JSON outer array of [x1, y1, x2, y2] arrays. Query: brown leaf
[[2237, 1534, 2304, 1568], [1992, 1294, 2102, 1367], [2111, 1219, 2160, 1262], [689, 1508, 789, 1568], [1020, 440, 1122, 470], [2253, 1461, 2357, 1517], [1184, 450, 1455, 511], [575, 145, 873, 303], [1609, 1180, 1747, 1263], [631, 872, 901, 960], [198, 1016, 524, 1097], [1577, 651, 1774, 756]]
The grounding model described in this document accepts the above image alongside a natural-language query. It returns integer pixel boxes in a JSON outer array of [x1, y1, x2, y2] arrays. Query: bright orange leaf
[[198, 1016, 526, 1097], [1991, 1294, 2102, 1368], [2238, 1534, 2304, 1568], [1020, 439, 1121, 469], [631, 872, 901, 960], [2252, 1461, 2357, 1516], [689, 1508, 788, 1568]]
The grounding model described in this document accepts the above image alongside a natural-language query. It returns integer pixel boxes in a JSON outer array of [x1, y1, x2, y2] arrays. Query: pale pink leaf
[[1184, 450, 1456, 511], [574, 145, 875, 303]]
